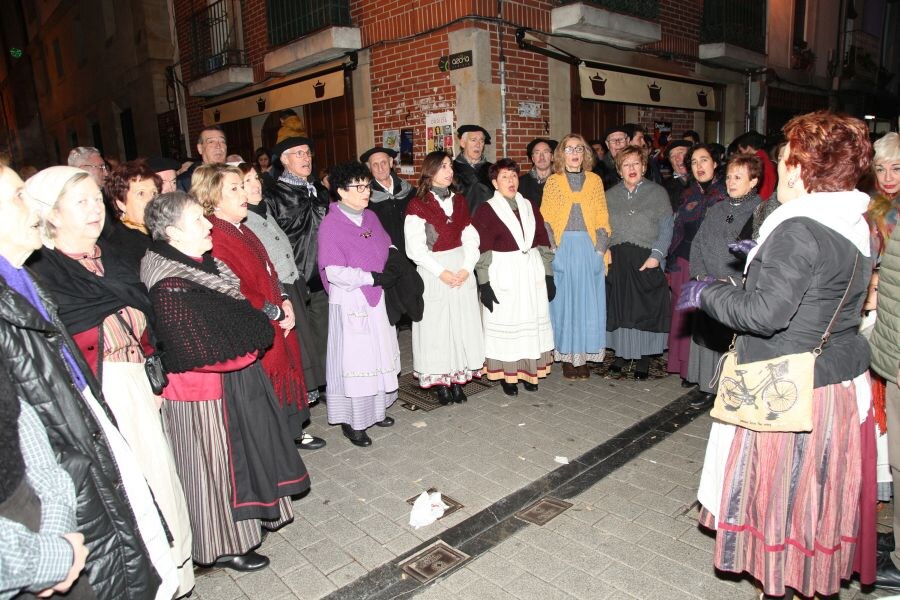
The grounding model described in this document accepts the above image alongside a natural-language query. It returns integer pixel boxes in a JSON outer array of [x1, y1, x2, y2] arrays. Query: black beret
[[664, 139, 693, 159], [359, 147, 398, 163], [272, 136, 315, 159], [603, 125, 628, 140], [526, 138, 558, 158], [145, 156, 181, 173], [456, 125, 492, 145]]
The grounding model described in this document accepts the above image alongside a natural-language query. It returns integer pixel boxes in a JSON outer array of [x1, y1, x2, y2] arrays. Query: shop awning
[[202, 59, 346, 126], [579, 65, 717, 112]]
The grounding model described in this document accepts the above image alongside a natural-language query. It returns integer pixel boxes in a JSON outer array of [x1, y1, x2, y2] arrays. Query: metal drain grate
[[399, 540, 469, 584], [405, 489, 464, 520], [515, 496, 573, 526]]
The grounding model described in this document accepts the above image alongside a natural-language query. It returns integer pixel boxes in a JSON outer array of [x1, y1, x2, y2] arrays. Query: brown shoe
[[562, 362, 578, 379], [576, 364, 591, 379]]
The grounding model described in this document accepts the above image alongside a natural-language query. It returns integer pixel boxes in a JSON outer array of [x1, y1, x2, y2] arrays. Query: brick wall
[[645, 0, 702, 62], [634, 107, 696, 144]]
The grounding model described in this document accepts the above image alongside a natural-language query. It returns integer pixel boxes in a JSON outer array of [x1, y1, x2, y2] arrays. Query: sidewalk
[[189, 330, 892, 600]]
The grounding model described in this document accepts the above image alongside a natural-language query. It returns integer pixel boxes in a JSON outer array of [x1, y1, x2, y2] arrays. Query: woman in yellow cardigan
[[542, 134, 611, 379]]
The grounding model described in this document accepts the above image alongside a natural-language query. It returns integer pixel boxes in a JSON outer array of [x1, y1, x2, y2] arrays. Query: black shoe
[[215, 551, 269, 572], [609, 356, 626, 373], [500, 381, 518, 396], [879, 532, 896, 553], [633, 358, 650, 380], [522, 381, 538, 392], [681, 378, 697, 388], [341, 423, 372, 447], [876, 551, 900, 591], [689, 391, 716, 409], [634, 369, 649, 380], [295, 432, 326, 450], [434, 386, 452, 405], [375, 416, 394, 427], [451, 383, 467, 403]]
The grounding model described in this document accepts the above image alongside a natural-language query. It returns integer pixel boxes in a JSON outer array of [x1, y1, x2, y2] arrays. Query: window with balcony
[[700, 0, 766, 55], [266, 0, 351, 47], [191, 0, 248, 78], [555, 0, 659, 21]]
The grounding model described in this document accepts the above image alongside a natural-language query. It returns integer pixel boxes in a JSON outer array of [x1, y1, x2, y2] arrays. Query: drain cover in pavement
[[515, 496, 573, 526], [399, 540, 469, 583], [405, 489, 464, 520]]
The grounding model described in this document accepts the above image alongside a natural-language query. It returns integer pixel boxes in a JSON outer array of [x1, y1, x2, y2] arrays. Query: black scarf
[[28, 240, 155, 334], [247, 200, 267, 218]]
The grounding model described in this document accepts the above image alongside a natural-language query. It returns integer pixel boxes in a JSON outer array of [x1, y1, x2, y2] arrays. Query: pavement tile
[[631, 509, 696, 539], [280, 564, 338, 600], [342, 535, 395, 569], [299, 537, 353, 575], [457, 575, 522, 600], [234, 568, 292, 600], [191, 569, 245, 600], [326, 560, 368, 587], [466, 551, 527, 587], [551, 568, 618, 600], [314, 515, 366, 544], [265, 538, 312, 576], [504, 571, 577, 600], [508, 544, 569, 582]]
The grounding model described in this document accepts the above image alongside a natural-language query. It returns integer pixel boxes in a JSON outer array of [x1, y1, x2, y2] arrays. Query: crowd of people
[[1, 109, 899, 600]]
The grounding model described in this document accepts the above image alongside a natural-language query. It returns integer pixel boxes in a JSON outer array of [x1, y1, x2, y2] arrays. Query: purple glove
[[728, 239, 757, 257], [676, 277, 714, 311]]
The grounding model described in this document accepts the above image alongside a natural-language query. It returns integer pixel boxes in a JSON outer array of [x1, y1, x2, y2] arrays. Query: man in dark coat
[[452, 124, 494, 215], [175, 125, 227, 191], [265, 136, 330, 376], [596, 125, 629, 190], [518, 138, 557, 208], [361, 146, 415, 254], [661, 140, 692, 211]]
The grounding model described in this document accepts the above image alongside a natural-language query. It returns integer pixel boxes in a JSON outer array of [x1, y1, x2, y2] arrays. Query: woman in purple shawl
[[318, 161, 404, 447]]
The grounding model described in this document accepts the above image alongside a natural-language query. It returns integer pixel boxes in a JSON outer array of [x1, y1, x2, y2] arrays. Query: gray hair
[[874, 132, 900, 164], [196, 125, 226, 146], [144, 191, 198, 241], [67, 146, 101, 166]]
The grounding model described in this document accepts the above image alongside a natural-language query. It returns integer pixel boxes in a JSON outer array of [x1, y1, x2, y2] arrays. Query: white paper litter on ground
[[554, 456, 569, 464], [412, 421, 427, 428], [408, 491, 450, 529]]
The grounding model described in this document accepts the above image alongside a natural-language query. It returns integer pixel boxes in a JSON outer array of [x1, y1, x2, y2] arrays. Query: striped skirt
[[161, 398, 293, 565], [698, 381, 863, 597]]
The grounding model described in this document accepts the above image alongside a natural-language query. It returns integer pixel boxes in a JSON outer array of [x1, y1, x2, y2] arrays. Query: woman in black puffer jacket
[[0, 164, 175, 600]]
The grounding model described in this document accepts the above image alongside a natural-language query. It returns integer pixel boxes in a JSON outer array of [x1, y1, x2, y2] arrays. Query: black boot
[[634, 356, 650, 380], [215, 550, 269, 572], [522, 381, 538, 392], [434, 386, 452, 405], [341, 423, 372, 447], [500, 381, 518, 396], [450, 383, 467, 403]]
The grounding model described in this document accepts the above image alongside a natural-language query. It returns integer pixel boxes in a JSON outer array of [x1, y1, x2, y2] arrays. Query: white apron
[[482, 193, 554, 362]]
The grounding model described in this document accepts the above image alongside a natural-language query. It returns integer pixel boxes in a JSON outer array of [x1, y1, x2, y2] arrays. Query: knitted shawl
[[317, 205, 391, 307], [140, 243, 274, 374], [405, 192, 472, 252], [209, 216, 306, 407], [541, 170, 610, 267]]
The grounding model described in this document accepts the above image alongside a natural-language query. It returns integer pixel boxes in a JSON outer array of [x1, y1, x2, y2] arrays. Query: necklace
[[725, 193, 753, 223]]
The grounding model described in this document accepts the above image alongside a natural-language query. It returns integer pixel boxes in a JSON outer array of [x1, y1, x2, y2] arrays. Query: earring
[[787, 177, 796, 188]]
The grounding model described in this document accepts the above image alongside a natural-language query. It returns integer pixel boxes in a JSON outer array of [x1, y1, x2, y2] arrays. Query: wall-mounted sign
[[438, 50, 473, 72], [202, 69, 344, 126], [399, 128, 414, 166], [579, 65, 716, 112], [425, 111, 454, 155]]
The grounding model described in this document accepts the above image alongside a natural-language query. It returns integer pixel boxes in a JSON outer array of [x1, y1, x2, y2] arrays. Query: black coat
[[662, 175, 690, 212], [0, 275, 160, 599], [453, 158, 493, 215], [264, 179, 330, 292], [701, 218, 872, 387], [517, 172, 547, 208], [368, 173, 415, 255]]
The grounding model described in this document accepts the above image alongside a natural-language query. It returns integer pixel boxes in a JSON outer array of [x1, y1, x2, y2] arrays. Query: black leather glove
[[372, 270, 399, 289], [478, 282, 499, 312], [545, 275, 556, 301]]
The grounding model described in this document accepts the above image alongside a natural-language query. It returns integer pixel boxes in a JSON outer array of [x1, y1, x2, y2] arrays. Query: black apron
[[606, 242, 671, 333]]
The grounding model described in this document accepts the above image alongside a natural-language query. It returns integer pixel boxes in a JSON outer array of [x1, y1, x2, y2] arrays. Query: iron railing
[[267, 0, 352, 47], [700, 0, 766, 55], [556, 0, 659, 21], [191, 0, 248, 78]]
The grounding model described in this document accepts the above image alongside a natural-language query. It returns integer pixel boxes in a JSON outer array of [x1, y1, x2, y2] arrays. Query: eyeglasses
[[345, 182, 371, 193], [78, 163, 109, 171], [606, 136, 628, 146], [563, 145, 585, 155], [286, 149, 313, 158]]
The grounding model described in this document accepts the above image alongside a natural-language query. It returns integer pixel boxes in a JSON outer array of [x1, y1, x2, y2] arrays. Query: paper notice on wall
[[383, 129, 400, 154], [425, 111, 455, 156]]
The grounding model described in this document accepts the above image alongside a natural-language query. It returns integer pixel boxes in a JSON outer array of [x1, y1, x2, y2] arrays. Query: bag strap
[[814, 252, 860, 355], [112, 311, 147, 359]]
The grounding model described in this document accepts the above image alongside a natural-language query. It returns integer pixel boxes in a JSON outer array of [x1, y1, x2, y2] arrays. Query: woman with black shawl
[[140, 191, 309, 572]]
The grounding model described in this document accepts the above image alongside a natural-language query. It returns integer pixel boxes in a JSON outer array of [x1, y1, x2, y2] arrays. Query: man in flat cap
[[176, 125, 228, 191], [453, 124, 494, 215], [661, 140, 693, 211], [596, 124, 629, 190], [265, 136, 330, 423], [145, 156, 181, 194], [518, 138, 557, 208], [361, 147, 415, 255]]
